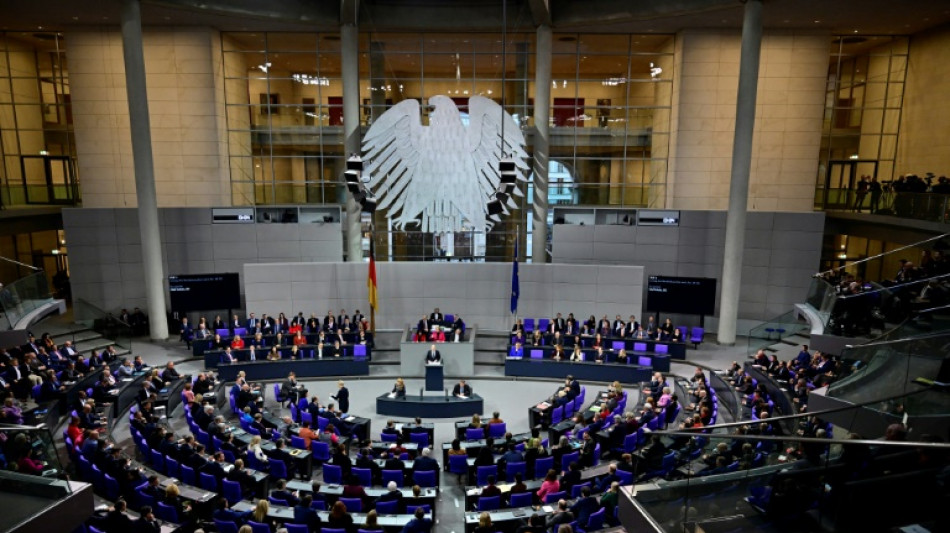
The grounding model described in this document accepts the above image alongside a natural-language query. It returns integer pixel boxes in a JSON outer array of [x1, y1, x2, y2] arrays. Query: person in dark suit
[[267, 439, 298, 479], [226, 459, 257, 498], [452, 379, 472, 397], [429, 308, 444, 326], [294, 494, 322, 530], [425, 345, 441, 365], [356, 447, 382, 485], [413, 447, 440, 476], [214, 497, 251, 526], [416, 315, 430, 335], [161, 362, 181, 381], [401, 506, 433, 533], [376, 480, 405, 512], [570, 485, 600, 527], [281, 372, 307, 405], [566, 375, 580, 399], [202, 451, 228, 480], [382, 450, 405, 473], [545, 500, 574, 532], [453, 314, 465, 333], [271, 478, 300, 506], [331, 380, 350, 413], [90, 498, 136, 533]]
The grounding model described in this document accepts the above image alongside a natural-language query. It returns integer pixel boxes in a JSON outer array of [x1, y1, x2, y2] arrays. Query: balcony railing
[[0, 272, 54, 330], [816, 188, 950, 224]]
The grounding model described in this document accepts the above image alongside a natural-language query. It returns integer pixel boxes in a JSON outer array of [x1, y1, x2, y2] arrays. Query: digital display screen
[[168, 273, 241, 312], [646, 275, 717, 316]]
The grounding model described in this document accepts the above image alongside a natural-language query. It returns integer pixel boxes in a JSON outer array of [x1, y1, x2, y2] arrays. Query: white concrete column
[[119, 0, 168, 340], [341, 23, 363, 262], [531, 24, 552, 264], [718, 0, 763, 345]]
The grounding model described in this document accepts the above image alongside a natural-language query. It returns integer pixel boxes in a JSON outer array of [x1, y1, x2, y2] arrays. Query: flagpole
[[370, 227, 377, 335]]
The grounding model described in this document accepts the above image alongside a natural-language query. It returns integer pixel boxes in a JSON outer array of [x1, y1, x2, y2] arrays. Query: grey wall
[[553, 211, 825, 330], [63, 208, 342, 318], [243, 262, 645, 332]]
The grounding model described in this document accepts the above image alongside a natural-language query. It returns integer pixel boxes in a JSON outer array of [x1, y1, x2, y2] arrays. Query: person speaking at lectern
[[425, 344, 442, 365]]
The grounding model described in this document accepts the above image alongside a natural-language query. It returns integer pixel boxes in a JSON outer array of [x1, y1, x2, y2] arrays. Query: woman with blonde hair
[[474, 512, 494, 533], [252, 498, 275, 530], [249, 435, 269, 465], [391, 377, 406, 398]]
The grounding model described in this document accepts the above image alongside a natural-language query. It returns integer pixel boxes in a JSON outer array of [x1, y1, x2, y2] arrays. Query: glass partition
[[0, 425, 69, 487], [74, 298, 132, 352], [746, 310, 810, 357], [0, 271, 53, 329]]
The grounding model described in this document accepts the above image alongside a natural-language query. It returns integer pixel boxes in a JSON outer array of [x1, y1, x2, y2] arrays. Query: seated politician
[[429, 326, 446, 343], [391, 378, 406, 398], [425, 345, 442, 365], [509, 342, 524, 358], [452, 379, 472, 398]]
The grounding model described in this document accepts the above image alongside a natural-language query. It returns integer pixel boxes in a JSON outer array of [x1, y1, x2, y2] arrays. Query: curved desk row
[[505, 357, 661, 384], [508, 346, 671, 373], [510, 336, 687, 360], [204, 344, 373, 370], [376, 392, 484, 418], [216, 357, 370, 382]]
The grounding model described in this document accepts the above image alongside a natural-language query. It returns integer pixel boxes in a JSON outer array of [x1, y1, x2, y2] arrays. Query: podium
[[425, 364, 444, 392]]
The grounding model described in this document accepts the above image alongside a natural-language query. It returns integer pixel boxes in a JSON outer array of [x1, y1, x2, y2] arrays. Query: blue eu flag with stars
[[511, 240, 520, 314]]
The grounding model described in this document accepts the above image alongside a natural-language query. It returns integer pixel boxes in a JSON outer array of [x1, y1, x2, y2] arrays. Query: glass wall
[[222, 31, 673, 261], [816, 36, 908, 212], [0, 32, 79, 207]]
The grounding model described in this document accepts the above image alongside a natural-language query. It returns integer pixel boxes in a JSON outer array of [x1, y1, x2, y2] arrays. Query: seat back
[[268, 496, 289, 506], [149, 450, 164, 473], [380, 432, 398, 442], [570, 482, 590, 499], [200, 472, 219, 492], [654, 343, 669, 354], [285, 524, 309, 533], [323, 463, 342, 484], [544, 490, 567, 504], [382, 469, 404, 487], [353, 344, 367, 358], [339, 497, 363, 512], [214, 520, 240, 533], [156, 502, 179, 523], [222, 479, 244, 505], [561, 451, 579, 472], [477, 495, 501, 511], [449, 454, 469, 475], [165, 457, 180, 479], [488, 422, 507, 439], [638, 355, 651, 367], [291, 435, 308, 450], [586, 507, 606, 530], [409, 432, 429, 447], [248, 521, 272, 533], [534, 456, 554, 478], [269, 458, 289, 479], [180, 464, 197, 486], [633, 342, 647, 352], [405, 504, 431, 515], [617, 469, 634, 486], [530, 349, 544, 359], [524, 318, 535, 332], [476, 465, 497, 487], [352, 467, 373, 486], [413, 469, 437, 488], [510, 491, 533, 508], [537, 318, 550, 332], [505, 461, 526, 483], [375, 500, 399, 514], [312, 440, 331, 461], [551, 405, 564, 425], [612, 341, 625, 351], [103, 474, 120, 500], [466, 428, 484, 440]]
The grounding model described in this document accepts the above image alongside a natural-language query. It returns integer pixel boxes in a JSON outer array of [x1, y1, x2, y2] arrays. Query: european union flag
[[511, 240, 520, 314]]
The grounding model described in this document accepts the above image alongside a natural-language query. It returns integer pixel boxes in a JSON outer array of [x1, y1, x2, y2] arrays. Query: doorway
[[822, 160, 878, 210], [19, 155, 78, 205]]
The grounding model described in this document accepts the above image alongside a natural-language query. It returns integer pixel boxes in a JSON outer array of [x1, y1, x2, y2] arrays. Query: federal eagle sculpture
[[361, 95, 529, 233]]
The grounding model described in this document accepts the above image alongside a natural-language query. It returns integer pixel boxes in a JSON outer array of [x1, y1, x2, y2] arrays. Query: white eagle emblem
[[361, 95, 529, 233]]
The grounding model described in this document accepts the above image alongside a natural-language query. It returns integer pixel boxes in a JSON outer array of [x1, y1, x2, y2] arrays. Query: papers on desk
[[536, 401, 551, 410], [388, 393, 396, 398], [457, 395, 468, 399], [542, 505, 554, 513], [122, 378, 133, 382], [290, 449, 302, 456], [345, 416, 356, 422]]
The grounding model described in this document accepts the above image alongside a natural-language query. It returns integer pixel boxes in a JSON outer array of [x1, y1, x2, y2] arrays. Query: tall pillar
[[119, 0, 168, 340], [717, 0, 763, 345], [341, 23, 363, 262], [531, 24, 552, 264]]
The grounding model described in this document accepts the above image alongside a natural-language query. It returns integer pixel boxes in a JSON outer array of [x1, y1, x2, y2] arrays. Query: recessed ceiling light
[[814, 20, 821, 23], [72, 16, 79, 21], [853, 29, 859, 33]]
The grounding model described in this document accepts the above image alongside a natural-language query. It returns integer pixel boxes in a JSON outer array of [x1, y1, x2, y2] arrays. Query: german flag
[[368, 240, 378, 311]]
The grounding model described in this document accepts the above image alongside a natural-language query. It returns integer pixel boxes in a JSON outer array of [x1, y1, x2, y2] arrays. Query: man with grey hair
[[545, 499, 574, 530], [413, 447, 439, 475], [375, 479, 404, 512]]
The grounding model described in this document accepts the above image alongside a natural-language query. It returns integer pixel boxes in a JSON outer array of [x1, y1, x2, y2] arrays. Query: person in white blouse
[[249, 435, 269, 465], [570, 345, 584, 362]]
